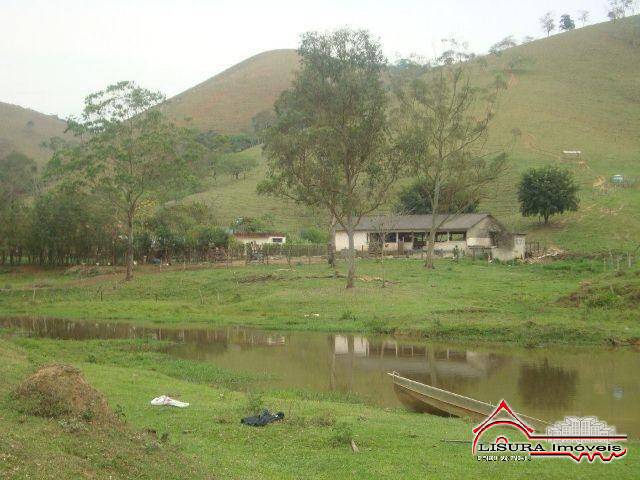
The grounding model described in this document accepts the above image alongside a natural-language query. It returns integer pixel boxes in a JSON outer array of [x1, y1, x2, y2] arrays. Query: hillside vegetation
[[180, 17, 640, 251], [0, 102, 71, 166], [2, 17, 638, 251], [184, 146, 318, 231]]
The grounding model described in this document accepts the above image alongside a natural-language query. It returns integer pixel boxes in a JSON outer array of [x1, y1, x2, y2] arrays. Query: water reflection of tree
[[518, 360, 577, 410]]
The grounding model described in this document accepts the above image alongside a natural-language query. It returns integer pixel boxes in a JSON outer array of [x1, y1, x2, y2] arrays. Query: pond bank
[[1, 335, 637, 479], [3, 316, 639, 437], [1, 259, 638, 346]]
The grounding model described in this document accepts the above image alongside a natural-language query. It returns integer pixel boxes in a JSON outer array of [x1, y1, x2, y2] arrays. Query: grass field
[[1, 258, 638, 345], [1, 335, 638, 479], [185, 146, 318, 232]]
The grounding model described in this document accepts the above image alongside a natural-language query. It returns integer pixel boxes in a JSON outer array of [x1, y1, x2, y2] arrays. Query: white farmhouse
[[334, 214, 525, 261]]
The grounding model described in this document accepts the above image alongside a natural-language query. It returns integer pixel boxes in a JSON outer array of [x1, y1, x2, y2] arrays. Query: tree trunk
[[425, 227, 437, 269], [345, 216, 356, 289], [424, 181, 441, 269], [327, 217, 336, 268], [125, 214, 134, 281]]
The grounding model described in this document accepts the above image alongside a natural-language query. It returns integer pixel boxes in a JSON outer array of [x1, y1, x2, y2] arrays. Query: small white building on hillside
[[334, 214, 525, 261], [233, 232, 286, 245]]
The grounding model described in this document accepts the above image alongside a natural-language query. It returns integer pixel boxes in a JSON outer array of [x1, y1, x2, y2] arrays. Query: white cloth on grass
[[150, 395, 190, 408]]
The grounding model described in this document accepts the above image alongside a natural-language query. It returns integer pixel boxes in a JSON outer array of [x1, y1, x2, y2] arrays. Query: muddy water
[[1, 316, 638, 437]]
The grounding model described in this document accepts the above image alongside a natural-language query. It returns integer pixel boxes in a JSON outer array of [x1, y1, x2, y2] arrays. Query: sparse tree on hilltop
[[559, 14, 576, 31], [578, 10, 589, 26], [540, 12, 555, 37], [608, 0, 635, 20], [261, 28, 399, 288], [518, 166, 579, 224], [489, 36, 517, 56]]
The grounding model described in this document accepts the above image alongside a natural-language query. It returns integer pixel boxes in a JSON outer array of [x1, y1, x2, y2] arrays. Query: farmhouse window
[[435, 232, 449, 242], [398, 232, 413, 242], [450, 232, 466, 241], [272, 237, 284, 243], [384, 232, 397, 242]]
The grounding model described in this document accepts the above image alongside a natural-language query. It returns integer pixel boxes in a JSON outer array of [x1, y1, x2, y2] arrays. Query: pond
[[1, 316, 638, 437]]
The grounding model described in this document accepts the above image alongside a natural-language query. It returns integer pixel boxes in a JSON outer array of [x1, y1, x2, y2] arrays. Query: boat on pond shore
[[388, 371, 548, 431]]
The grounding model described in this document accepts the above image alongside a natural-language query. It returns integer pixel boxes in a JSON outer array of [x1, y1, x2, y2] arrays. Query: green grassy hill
[[184, 146, 318, 232], [480, 16, 640, 252], [180, 17, 640, 251], [0, 102, 71, 165]]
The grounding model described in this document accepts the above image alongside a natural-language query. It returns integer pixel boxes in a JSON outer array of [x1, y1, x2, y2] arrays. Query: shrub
[[331, 421, 354, 446], [299, 227, 329, 244], [339, 310, 357, 322], [245, 391, 264, 413]]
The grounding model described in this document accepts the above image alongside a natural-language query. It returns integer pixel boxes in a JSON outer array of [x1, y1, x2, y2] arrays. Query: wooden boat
[[388, 371, 548, 431]]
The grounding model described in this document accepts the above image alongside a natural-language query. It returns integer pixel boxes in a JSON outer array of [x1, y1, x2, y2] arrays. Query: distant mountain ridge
[[164, 49, 299, 134]]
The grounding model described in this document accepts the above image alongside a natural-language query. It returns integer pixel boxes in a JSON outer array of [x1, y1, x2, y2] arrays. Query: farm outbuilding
[[334, 214, 525, 261], [233, 232, 286, 245]]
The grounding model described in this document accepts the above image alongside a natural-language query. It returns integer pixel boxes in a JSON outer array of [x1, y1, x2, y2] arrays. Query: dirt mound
[[15, 364, 114, 422]]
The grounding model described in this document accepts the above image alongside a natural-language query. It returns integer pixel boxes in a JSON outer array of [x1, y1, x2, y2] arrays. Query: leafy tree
[[578, 10, 589, 26], [196, 226, 229, 250], [26, 184, 116, 265], [522, 35, 535, 44], [48, 81, 204, 280], [196, 131, 257, 178], [251, 109, 277, 137], [559, 14, 576, 31], [436, 38, 476, 65], [145, 202, 216, 262], [218, 151, 258, 179], [502, 53, 536, 75], [393, 51, 507, 268], [608, 0, 635, 20], [299, 227, 329, 244], [540, 12, 555, 36], [396, 178, 479, 215], [0, 152, 38, 264], [0, 152, 38, 201], [232, 215, 274, 233], [489, 36, 517, 56], [517, 166, 579, 224], [261, 28, 399, 288]]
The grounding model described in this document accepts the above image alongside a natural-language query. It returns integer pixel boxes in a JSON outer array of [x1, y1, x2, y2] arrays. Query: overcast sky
[[1, 0, 615, 117]]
